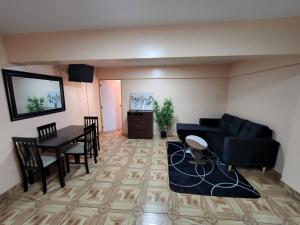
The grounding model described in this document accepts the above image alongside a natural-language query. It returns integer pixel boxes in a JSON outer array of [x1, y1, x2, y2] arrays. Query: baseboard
[[0, 182, 23, 204], [270, 169, 300, 201]]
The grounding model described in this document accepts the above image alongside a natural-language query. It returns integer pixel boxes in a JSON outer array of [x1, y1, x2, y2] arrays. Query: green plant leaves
[[26, 96, 45, 112], [153, 98, 174, 132]]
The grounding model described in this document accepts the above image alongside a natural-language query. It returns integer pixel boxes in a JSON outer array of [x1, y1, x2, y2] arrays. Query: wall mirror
[[2, 69, 66, 121]]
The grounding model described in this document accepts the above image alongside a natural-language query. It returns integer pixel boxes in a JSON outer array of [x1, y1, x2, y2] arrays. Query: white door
[[101, 80, 122, 132]]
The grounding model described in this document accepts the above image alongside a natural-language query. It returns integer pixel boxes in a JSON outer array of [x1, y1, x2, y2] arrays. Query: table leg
[[56, 149, 65, 187]]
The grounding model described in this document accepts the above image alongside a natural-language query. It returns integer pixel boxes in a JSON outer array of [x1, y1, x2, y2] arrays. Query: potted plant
[[153, 98, 174, 138]]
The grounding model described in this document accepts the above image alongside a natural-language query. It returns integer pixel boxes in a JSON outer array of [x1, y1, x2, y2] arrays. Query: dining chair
[[37, 122, 57, 140], [12, 137, 61, 194], [64, 123, 97, 174], [77, 116, 100, 157]]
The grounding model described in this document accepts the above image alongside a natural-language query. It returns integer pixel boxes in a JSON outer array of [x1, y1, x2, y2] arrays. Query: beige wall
[[97, 64, 229, 80], [227, 59, 300, 192], [99, 65, 228, 135], [0, 37, 100, 194], [4, 17, 300, 64]]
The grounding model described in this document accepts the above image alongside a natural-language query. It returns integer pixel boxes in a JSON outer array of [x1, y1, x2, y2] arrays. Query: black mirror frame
[[2, 69, 66, 121]]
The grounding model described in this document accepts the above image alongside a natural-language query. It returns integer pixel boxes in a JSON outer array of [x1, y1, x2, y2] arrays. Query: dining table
[[36, 125, 85, 187]]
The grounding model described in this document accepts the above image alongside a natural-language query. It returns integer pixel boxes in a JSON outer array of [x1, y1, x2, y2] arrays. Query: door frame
[[99, 79, 123, 132]]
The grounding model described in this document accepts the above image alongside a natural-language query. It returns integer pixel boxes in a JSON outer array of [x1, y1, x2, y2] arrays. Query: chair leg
[[28, 170, 35, 184], [41, 169, 47, 194], [22, 171, 28, 192], [66, 154, 70, 173], [93, 148, 97, 164], [84, 153, 89, 174], [97, 137, 100, 154]]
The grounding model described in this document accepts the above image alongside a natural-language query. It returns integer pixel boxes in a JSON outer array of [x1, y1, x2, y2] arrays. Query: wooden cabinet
[[127, 111, 153, 139]]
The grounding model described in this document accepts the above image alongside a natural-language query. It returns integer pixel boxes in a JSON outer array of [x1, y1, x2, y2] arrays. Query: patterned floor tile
[[237, 197, 284, 224], [95, 166, 123, 183], [172, 192, 208, 217], [152, 147, 167, 157], [136, 212, 173, 225], [141, 186, 172, 214], [23, 204, 66, 225], [110, 185, 142, 211], [121, 168, 145, 185], [174, 216, 212, 225], [79, 182, 113, 207], [0, 200, 36, 225], [99, 210, 136, 225], [150, 157, 168, 170], [2, 130, 299, 225], [204, 196, 244, 220], [130, 157, 149, 169], [245, 175, 287, 197], [132, 147, 150, 157], [50, 180, 87, 204], [106, 155, 131, 167], [146, 169, 169, 187], [268, 194, 300, 222], [215, 219, 251, 225], [58, 207, 100, 225]]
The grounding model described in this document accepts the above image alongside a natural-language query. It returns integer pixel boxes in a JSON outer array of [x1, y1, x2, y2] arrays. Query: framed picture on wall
[[130, 92, 154, 111]]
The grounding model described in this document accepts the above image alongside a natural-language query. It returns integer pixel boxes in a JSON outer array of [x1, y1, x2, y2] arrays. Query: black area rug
[[167, 142, 260, 198]]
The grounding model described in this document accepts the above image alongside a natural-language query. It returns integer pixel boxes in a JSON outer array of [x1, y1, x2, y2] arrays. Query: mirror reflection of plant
[[26, 96, 45, 112], [153, 98, 174, 136]]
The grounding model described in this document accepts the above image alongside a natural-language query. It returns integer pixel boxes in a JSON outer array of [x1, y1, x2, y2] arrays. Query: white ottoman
[[185, 135, 208, 164]]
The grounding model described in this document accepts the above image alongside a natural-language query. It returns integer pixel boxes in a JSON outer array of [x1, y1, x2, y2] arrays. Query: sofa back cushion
[[219, 114, 233, 132], [228, 116, 245, 136], [238, 121, 272, 138]]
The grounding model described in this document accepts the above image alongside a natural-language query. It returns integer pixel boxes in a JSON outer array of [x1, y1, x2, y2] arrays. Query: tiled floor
[[1, 130, 300, 225]]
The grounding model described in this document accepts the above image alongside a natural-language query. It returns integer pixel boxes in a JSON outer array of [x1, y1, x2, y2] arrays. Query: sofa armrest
[[199, 118, 220, 127], [223, 137, 280, 168]]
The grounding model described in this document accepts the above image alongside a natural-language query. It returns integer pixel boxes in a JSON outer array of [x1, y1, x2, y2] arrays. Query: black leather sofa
[[177, 113, 280, 170]]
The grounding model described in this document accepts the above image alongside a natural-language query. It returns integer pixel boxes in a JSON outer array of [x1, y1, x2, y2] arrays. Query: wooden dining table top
[[36, 125, 85, 149]]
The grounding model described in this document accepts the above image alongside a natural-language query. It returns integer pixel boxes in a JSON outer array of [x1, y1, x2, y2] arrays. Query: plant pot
[[160, 131, 167, 138]]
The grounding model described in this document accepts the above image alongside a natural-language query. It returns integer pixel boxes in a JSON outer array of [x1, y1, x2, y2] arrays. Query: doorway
[[100, 80, 122, 132]]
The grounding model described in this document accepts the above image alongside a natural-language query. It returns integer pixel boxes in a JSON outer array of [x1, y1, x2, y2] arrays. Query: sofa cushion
[[228, 116, 245, 136], [219, 114, 233, 132], [207, 132, 226, 156], [238, 121, 272, 139]]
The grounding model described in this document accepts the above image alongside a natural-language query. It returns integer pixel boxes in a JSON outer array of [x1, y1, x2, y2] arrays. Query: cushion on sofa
[[228, 116, 245, 136], [207, 132, 226, 156], [219, 114, 233, 132], [238, 121, 272, 139]]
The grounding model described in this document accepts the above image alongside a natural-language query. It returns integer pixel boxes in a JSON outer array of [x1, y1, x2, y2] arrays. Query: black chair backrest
[[37, 122, 57, 140], [84, 123, 96, 154], [12, 137, 42, 170], [84, 117, 99, 135]]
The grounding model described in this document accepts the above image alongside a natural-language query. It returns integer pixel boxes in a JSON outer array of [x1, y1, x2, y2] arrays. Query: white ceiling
[[1, 0, 300, 34]]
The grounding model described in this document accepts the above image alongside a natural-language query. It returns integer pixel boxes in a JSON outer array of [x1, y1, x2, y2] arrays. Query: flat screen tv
[[68, 64, 94, 83]]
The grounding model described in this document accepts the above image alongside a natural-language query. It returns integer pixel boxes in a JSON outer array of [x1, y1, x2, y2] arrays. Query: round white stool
[[185, 135, 208, 164]]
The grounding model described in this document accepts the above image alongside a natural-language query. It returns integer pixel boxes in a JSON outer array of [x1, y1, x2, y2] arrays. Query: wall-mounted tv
[[2, 69, 66, 121], [68, 64, 94, 83]]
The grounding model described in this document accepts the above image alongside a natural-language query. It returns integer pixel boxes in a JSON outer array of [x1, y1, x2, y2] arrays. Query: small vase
[[160, 131, 167, 138]]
